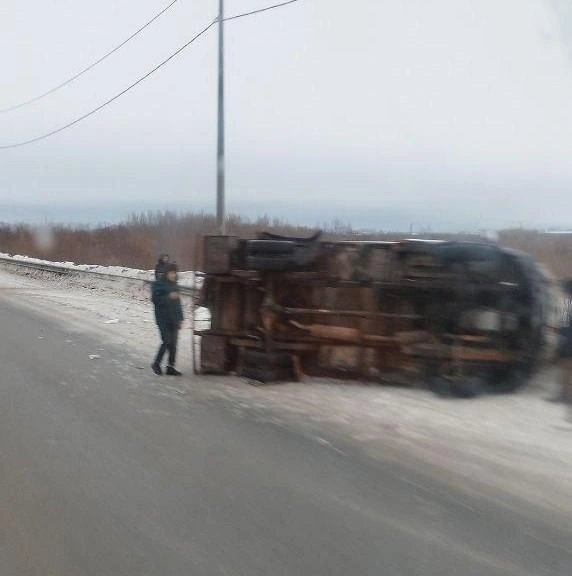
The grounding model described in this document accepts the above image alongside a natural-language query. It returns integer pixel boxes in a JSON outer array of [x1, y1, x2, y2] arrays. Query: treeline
[[0, 212, 371, 270], [496, 229, 572, 279], [0, 212, 571, 278]]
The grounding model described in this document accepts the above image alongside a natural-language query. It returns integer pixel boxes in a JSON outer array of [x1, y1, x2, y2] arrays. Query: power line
[[224, 0, 301, 23], [0, 0, 303, 150], [0, 0, 182, 114], [0, 22, 216, 150]]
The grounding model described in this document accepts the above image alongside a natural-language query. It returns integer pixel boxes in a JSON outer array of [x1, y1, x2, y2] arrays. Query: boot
[[151, 363, 163, 376], [166, 365, 182, 376]]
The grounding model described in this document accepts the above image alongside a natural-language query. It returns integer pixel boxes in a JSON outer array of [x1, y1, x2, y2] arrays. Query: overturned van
[[196, 234, 563, 397]]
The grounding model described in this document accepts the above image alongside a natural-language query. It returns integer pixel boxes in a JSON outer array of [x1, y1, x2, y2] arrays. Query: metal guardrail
[[0, 256, 198, 297]]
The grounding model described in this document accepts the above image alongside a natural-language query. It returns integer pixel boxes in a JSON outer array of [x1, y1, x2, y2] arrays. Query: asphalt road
[[1, 295, 571, 576]]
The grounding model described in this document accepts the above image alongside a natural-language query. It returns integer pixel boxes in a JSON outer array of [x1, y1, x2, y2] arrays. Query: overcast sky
[[1, 0, 572, 230]]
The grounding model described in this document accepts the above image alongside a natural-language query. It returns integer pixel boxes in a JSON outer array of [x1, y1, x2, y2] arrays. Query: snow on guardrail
[[0, 252, 201, 291]]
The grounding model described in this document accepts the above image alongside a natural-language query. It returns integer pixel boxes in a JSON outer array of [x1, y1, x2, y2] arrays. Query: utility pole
[[216, 0, 226, 234]]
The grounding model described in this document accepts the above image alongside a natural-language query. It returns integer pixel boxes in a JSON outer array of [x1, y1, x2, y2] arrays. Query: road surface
[[1, 294, 571, 575]]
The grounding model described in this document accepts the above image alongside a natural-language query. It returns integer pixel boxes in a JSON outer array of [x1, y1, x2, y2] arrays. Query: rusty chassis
[[194, 233, 560, 397]]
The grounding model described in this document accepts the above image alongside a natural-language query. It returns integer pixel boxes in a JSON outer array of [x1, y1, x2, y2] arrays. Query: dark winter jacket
[[155, 259, 170, 280], [152, 279, 184, 326], [559, 322, 572, 358]]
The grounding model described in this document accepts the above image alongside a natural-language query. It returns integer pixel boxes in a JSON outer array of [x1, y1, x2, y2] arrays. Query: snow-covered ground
[[0, 259, 571, 518], [0, 252, 198, 288]]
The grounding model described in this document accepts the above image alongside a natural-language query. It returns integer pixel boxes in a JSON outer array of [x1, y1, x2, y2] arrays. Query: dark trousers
[[154, 322, 179, 367], [560, 358, 572, 406]]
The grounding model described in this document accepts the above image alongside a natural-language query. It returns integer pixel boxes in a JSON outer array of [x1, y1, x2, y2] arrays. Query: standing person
[[154, 254, 170, 280], [557, 281, 572, 418], [151, 263, 184, 376]]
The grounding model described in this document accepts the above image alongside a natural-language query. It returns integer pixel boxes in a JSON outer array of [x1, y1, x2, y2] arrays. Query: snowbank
[[0, 252, 199, 289]]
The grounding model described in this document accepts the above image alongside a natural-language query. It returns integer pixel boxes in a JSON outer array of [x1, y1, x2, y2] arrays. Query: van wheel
[[246, 240, 297, 256], [428, 376, 453, 398], [450, 376, 484, 398], [488, 367, 529, 394]]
